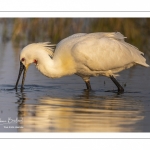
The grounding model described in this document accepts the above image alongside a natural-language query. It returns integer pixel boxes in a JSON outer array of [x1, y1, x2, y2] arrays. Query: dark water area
[[0, 41, 150, 132]]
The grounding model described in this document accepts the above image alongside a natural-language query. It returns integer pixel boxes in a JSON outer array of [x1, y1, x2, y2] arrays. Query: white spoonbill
[[15, 32, 149, 93]]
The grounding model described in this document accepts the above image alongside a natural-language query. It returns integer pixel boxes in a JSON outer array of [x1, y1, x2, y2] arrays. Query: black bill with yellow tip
[[15, 61, 27, 91]]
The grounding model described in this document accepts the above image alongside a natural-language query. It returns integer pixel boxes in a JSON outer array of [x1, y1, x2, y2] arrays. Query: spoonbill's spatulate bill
[[15, 32, 149, 93]]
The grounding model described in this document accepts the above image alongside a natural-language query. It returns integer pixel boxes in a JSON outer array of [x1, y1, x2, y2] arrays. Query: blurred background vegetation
[[0, 18, 150, 52]]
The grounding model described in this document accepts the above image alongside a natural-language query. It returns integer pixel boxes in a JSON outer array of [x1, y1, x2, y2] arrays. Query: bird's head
[[15, 42, 55, 91]]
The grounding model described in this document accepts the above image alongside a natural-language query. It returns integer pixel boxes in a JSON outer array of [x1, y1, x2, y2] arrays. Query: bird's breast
[[58, 53, 76, 76]]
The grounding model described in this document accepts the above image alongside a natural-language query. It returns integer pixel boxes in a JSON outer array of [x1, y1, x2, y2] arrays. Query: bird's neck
[[36, 52, 76, 78]]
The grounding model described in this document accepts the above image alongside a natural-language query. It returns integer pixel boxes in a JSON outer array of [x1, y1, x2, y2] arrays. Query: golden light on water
[[18, 96, 144, 132]]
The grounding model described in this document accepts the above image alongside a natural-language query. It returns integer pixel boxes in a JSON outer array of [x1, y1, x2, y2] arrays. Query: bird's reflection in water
[[16, 90, 144, 132]]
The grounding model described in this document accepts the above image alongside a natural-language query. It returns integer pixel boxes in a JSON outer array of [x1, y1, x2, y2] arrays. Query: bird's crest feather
[[37, 42, 56, 57]]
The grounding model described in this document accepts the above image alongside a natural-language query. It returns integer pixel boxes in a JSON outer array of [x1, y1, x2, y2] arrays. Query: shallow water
[[0, 41, 150, 132]]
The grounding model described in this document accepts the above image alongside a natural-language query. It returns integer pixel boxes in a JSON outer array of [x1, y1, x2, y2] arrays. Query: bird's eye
[[21, 58, 25, 62]]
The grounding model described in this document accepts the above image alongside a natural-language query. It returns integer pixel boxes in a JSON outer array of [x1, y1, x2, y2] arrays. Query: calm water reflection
[[17, 93, 145, 132], [0, 41, 150, 132]]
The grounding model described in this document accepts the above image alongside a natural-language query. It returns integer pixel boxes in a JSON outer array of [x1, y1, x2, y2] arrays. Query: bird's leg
[[85, 80, 92, 91], [110, 75, 124, 93]]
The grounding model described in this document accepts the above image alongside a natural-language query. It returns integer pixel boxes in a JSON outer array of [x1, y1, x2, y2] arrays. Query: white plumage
[[15, 32, 149, 93]]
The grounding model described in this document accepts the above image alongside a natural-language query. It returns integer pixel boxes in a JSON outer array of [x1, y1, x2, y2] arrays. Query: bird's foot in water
[[105, 89, 124, 94], [83, 88, 94, 92]]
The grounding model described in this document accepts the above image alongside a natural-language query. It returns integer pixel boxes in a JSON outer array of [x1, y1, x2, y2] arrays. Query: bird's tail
[[135, 53, 149, 67], [136, 60, 149, 67], [124, 42, 149, 67]]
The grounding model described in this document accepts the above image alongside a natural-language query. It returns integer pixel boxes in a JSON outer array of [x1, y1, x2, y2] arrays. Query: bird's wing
[[57, 32, 125, 49], [72, 35, 148, 72], [87, 32, 126, 42], [56, 33, 87, 48]]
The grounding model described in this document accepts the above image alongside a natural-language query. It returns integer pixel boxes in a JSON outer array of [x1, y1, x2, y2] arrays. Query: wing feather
[[72, 35, 148, 72]]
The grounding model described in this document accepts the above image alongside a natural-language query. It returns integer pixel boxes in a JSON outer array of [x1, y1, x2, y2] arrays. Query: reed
[[0, 18, 149, 52]]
